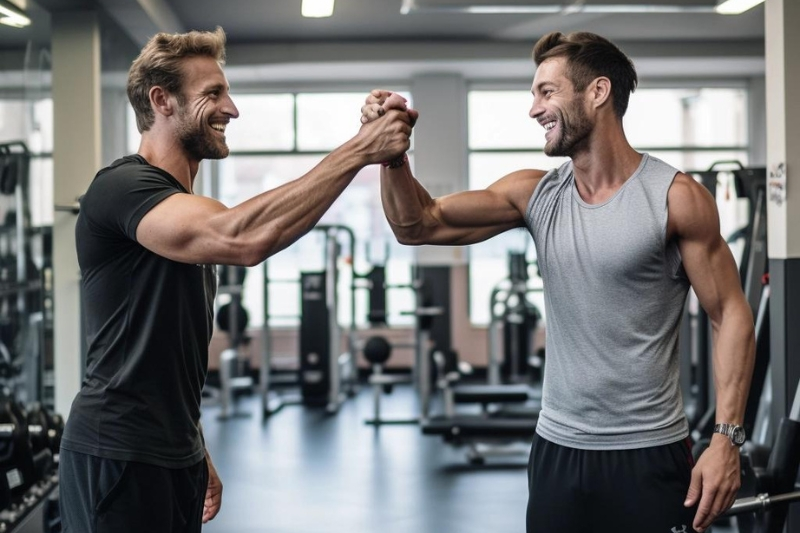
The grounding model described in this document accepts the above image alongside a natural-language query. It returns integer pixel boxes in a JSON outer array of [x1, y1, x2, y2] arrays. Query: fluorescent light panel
[[464, 4, 715, 13], [0, 1, 30, 27], [302, 0, 335, 18], [715, 0, 765, 15], [402, 0, 760, 15]]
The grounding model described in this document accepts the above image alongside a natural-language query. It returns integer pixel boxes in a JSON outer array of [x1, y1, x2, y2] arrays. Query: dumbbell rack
[[0, 471, 58, 533]]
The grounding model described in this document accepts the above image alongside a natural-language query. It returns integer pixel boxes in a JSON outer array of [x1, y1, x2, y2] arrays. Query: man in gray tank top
[[363, 31, 755, 533]]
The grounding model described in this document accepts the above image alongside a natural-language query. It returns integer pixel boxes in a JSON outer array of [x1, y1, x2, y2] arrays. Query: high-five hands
[[353, 89, 417, 166], [361, 90, 419, 126]]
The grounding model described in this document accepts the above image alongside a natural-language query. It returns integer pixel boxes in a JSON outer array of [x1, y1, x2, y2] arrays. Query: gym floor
[[199, 385, 737, 533]]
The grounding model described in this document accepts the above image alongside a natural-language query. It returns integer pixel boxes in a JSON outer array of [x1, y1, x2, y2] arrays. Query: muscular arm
[[136, 111, 413, 266], [362, 88, 544, 246], [670, 173, 755, 433], [670, 173, 755, 531], [381, 161, 544, 246]]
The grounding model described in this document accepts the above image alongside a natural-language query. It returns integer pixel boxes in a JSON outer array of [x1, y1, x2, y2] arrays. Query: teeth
[[544, 121, 556, 131], [211, 124, 226, 132]]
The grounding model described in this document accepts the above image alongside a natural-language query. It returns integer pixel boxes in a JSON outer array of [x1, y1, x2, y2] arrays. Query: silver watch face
[[731, 426, 746, 446]]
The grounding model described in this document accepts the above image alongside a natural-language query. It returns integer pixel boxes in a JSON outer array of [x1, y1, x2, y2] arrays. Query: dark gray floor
[[200, 385, 531, 533], [199, 384, 738, 533]]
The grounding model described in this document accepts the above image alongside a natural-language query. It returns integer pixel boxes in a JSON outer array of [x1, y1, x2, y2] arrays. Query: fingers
[[366, 88, 391, 105], [408, 108, 419, 127], [202, 490, 222, 523], [691, 478, 740, 532], [684, 467, 701, 507], [692, 486, 715, 532], [361, 103, 386, 124], [383, 92, 408, 110]]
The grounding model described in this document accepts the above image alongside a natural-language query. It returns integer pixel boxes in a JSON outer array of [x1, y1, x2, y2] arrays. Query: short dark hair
[[532, 31, 637, 118], [127, 27, 227, 133]]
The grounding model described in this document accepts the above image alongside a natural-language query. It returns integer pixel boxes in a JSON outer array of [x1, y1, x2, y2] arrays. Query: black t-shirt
[[61, 154, 217, 468]]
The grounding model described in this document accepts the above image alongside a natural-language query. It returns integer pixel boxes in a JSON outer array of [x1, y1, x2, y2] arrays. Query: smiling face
[[174, 55, 239, 161], [530, 57, 594, 158]]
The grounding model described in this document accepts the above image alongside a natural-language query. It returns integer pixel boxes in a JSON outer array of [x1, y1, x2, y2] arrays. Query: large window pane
[[0, 100, 53, 228], [685, 89, 747, 147], [625, 88, 747, 148], [624, 90, 686, 147], [468, 91, 542, 150], [0, 99, 53, 152], [296, 93, 369, 151], [226, 93, 295, 151]]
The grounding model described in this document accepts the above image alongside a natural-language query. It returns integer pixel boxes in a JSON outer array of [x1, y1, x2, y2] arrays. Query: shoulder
[[89, 156, 179, 197], [667, 172, 718, 240], [489, 168, 551, 212]]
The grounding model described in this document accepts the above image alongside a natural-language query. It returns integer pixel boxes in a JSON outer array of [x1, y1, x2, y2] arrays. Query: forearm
[[711, 300, 756, 424], [380, 164, 434, 243], [217, 142, 367, 264]]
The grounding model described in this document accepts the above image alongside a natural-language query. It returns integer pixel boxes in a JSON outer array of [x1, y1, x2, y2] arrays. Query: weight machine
[[260, 225, 359, 417]]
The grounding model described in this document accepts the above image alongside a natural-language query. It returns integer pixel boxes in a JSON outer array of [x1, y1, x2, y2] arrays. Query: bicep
[[672, 177, 745, 322], [425, 170, 539, 245], [136, 193, 237, 265]]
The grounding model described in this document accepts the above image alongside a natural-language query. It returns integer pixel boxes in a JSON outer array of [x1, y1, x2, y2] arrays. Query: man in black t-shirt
[[59, 27, 415, 533]]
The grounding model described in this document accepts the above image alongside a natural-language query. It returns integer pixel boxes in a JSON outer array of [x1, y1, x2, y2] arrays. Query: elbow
[[392, 227, 426, 247], [222, 232, 279, 267]]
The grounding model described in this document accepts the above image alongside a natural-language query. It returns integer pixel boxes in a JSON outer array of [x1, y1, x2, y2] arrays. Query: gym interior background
[[0, 0, 799, 532]]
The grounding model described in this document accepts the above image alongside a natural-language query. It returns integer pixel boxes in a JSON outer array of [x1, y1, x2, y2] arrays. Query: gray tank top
[[526, 153, 690, 450]]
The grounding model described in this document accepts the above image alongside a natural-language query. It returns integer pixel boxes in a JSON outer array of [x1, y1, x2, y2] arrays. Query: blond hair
[[127, 27, 227, 133]]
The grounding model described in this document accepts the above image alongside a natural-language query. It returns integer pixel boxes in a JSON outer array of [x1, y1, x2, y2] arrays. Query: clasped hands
[[361, 90, 418, 167]]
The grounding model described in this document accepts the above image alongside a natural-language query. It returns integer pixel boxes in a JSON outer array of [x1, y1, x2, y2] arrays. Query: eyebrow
[[203, 82, 227, 93]]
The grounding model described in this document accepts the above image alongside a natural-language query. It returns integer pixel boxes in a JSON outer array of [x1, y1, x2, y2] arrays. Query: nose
[[224, 95, 240, 119], [529, 96, 543, 120]]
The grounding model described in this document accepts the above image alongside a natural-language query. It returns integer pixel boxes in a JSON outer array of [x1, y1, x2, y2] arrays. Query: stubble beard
[[544, 98, 593, 158], [176, 109, 229, 161]]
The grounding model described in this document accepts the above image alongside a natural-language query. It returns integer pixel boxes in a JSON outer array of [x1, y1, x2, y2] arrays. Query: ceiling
[[0, 0, 767, 84]]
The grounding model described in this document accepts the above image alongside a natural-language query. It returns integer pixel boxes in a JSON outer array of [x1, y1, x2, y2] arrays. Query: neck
[[570, 122, 641, 194], [138, 134, 199, 193]]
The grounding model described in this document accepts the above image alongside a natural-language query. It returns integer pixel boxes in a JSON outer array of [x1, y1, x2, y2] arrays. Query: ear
[[149, 86, 176, 118], [589, 77, 612, 111]]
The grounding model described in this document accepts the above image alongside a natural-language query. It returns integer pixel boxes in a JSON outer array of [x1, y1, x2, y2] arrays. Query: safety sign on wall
[[769, 162, 786, 206]]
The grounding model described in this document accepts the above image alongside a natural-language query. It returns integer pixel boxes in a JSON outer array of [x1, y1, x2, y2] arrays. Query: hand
[[684, 435, 741, 532], [361, 89, 419, 126], [203, 453, 223, 523], [355, 94, 417, 165]]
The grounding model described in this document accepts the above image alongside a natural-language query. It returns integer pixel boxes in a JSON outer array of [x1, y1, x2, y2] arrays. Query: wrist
[[382, 153, 408, 169]]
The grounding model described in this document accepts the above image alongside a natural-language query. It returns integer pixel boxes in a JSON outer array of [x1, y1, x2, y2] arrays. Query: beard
[[176, 108, 229, 161], [544, 97, 593, 158]]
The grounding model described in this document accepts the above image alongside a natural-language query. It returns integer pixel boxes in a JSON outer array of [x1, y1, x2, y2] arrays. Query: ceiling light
[[401, 0, 725, 15], [715, 0, 764, 15], [0, 0, 30, 28], [302, 0, 335, 18]]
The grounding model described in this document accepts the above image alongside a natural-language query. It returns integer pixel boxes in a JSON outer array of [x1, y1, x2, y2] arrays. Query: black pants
[[59, 448, 208, 533], [527, 434, 699, 533]]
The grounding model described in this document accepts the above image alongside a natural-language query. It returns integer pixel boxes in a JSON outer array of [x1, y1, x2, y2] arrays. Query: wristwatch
[[713, 423, 746, 447]]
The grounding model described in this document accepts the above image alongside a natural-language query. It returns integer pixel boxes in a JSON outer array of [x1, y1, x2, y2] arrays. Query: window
[[0, 98, 54, 228], [467, 87, 749, 325]]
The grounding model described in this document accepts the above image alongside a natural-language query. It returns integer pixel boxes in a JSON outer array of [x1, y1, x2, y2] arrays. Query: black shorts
[[527, 433, 699, 533], [59, 448, 208, 533]]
